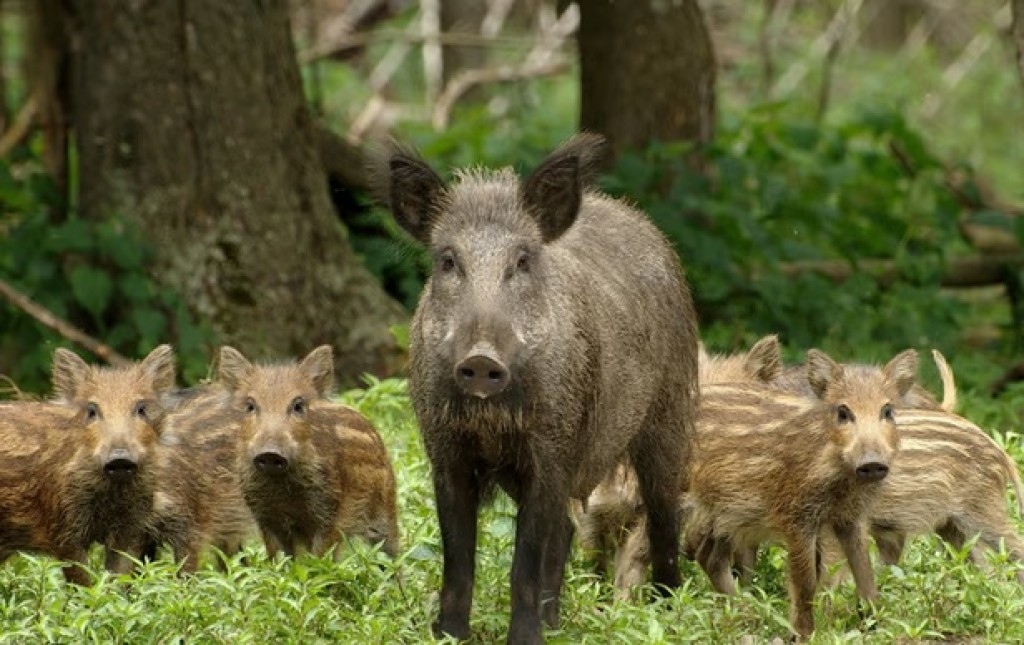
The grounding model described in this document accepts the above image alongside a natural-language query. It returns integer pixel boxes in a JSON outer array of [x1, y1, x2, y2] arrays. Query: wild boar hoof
[[431, 618, 470, 641]]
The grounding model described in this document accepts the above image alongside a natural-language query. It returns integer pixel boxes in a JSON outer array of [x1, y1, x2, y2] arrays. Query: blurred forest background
[[1, 0, 1023, 398]]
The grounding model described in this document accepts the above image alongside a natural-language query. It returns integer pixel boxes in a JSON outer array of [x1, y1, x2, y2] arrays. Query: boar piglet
[[572, 334, 783, 599], [0, 402, 95, 581], [382, 133, 699, 644], [143, 385, 258, 571], [820, 405, 1024, 580], [7, 345, 175, 582], [688, 348, 915, 640], [219, 345, 399, 560]]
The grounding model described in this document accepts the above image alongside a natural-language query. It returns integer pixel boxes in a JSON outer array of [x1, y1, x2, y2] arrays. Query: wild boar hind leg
[[629, 422, 685, 591], [431, 458, 481, 641]]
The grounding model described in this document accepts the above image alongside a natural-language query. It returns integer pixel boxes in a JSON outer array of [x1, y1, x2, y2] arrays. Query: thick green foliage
[[603, 105, 991, 355], [0, 162, 214, 395]]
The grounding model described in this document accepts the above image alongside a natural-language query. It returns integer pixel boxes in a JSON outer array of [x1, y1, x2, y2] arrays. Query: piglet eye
[[290, 397, 306, 415], [244, 397, 258, 415], [84, 402, 100, 421], [836, 404, 853, 423], [881, 404, 894, 422], [133, 401, 149, 419]]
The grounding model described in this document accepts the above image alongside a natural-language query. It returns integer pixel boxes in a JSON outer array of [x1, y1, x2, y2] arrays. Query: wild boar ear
[[140, 344, 176, 392], [218, 346, 252, 392], [806, 349, 842, 400], [883, 349, 919, 398], [383, 144, 445, 245], [52, 348, 90, 402], [300, 345, 335, 399], [744, 334, 782, 383], [522, 132, 607, 243]]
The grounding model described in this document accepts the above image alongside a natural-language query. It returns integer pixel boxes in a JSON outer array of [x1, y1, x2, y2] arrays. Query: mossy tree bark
[[578, 0, 716, 164], [63, 0, 406, 383]]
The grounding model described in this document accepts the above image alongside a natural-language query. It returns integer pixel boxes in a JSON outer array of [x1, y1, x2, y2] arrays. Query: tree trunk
[[1013, 0, 1024, 89], [64, 0, 406, 384], [578, 0, 716, 163]]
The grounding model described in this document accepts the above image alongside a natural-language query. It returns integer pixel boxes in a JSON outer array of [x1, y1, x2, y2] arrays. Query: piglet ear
[[52, 348, 91, 402], [806, 349, 843, 400], [218, 346, 252, 393], [522, 133, 606, 243], [744, 335, 782, 383], [299, 345, 335, 399], [882, 349, 919, 398], [140, 344, 177, 393]]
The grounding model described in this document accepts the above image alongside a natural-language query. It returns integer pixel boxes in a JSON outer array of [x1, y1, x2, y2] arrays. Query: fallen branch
[[889, 140, 1022, 254], [775, 253, 1024, 288], [0, 277, 129, 365], [431, 59, 569, 129], [0, 93, 39, 157]]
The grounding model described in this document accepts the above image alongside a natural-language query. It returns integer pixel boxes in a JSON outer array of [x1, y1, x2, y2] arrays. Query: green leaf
[[131, 307, 166, 344], [69, 265, 113, 320]]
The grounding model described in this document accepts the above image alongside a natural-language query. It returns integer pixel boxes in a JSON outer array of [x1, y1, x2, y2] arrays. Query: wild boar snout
[[855, 456, 889, 482], [454, 343, 510, 399], [103, 448, 139, 481], [253, 449, 290, 474]]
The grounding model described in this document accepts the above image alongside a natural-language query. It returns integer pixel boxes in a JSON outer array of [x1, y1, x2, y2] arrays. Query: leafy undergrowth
[[1, 376, 1023, 643]]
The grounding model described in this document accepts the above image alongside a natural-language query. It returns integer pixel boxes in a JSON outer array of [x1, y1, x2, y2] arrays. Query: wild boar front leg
[[540, 510, 574, 629], [508, 480, 567, 645], [432, 458, 480, 641], [832, 520, 877, 603], [785, 532, 819, 640], [58, 545, 93, 585]]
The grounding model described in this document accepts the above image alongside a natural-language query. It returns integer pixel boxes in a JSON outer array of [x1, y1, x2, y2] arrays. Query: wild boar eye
[[881, 404, 894, 422], [133, 401, 149, 419], [515, 251, 530, 273], [836, 404, 854, 423], [244, 397, 258, 415], [439, 251, 456, 273], [84, 402, 100, 421], [290, 397, 306, 415]]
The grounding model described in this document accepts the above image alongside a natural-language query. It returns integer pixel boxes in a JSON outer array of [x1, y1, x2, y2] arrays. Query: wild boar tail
[[931, 349, 958, 413]]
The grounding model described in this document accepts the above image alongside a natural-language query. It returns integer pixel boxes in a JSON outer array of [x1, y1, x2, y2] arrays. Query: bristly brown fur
[[819, 407, 1024, 582], [218, 346, 399, 560], [574, 334, 782, 598], [0, 346, 176, 583], [688, 349, 911, 640], [144, 384, 258, 571]]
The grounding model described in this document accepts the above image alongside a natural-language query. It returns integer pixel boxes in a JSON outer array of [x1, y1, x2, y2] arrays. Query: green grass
[[1, 375, 1023, 643]]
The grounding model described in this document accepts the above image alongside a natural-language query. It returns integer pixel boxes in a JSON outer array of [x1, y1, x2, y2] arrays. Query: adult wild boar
[[381, 133, 699, 643]]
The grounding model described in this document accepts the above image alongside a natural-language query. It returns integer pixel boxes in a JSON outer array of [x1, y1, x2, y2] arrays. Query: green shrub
[[0, 160, 214, 395]]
